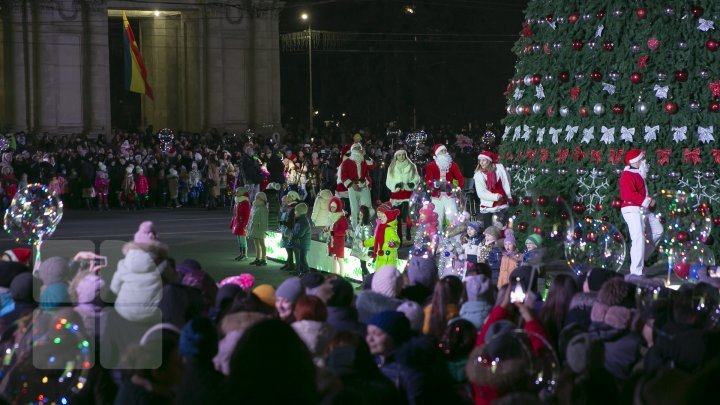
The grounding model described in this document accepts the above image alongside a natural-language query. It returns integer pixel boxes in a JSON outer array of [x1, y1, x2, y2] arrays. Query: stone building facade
[[0, 0, 283, 135]]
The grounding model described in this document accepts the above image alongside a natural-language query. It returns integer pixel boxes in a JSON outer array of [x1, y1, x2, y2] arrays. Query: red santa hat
[[624, 149, 645, 165], [328, 196, 344, 212], [350, 142, 363, 152], [477, 151, 498, 163], [433, 144, 447, 156], [3, 248, 32, 266]]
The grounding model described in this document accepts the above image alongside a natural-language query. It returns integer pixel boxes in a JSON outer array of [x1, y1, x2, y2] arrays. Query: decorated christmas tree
[[499, 1, 720, 266]]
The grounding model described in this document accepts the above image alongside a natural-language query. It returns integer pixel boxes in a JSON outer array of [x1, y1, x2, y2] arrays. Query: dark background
[[279, 0, 527, 131]]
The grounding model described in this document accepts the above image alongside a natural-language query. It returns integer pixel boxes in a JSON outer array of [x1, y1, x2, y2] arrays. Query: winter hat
[[255, 192, 268, 203], [125, 166, 133, 174], [252, 284, 276, 307], [180, 317, 219, 361], [4, 248, 32, 266], [433, 144, 447, 156], [75, 273, 104, 304], [98, 162, 107, 172], [503, 230, 516, 245], [328, 196, 344, 213], [276, 277, 304, 304], [396, 301, 424, 332], [294, 203, 308, 216], [624, 149, 645, 166], [134, 221, 158, 244], [235, 186, 249, 197], [393, 148, 407, 158], [484, 226, 501, 241], [484, 319, 516, 344], [467, 222, 482, 235], [377, 204, 400, 223], [371, 265, 401, 297], [327, 278, 354, 307], [477, 151, 498, 163], [350, 142, 363, 152], [439, 319, 478, 360], [465, 274, 491, 301], [40, 283, 70, 310], [595, 278, 634, 308], [301, 272, 325, 290], [525, 233, 542, 248], [406, 256, 438, 288], [586, 267, 619, 292], [285, 190, 300, 202], [37, 257, 70, 286], [135, 166, 143, 174], [367, 311, 411, 345], [10, 272, 34, 303]]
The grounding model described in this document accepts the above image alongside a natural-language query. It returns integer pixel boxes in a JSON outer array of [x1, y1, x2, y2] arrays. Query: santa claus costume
[[335, 144, 352, 211], [619, 149, 663, 276], [340, 142, 374, 227], [364, 203, 401, 270], [385, 148, 420, 242], [326, 196, 349, 275], [473, 151, 512, 228], [424, 144, 464, 232]]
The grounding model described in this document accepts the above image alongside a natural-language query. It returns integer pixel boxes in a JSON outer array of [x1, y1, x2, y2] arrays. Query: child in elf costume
[[326, 196, 349, 275], [231, 187, 251, 261], [364, 203, 401, 270], [462, 222, 483, 267]]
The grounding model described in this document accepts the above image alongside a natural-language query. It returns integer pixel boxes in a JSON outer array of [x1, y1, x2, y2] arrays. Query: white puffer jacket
[[110, 247, 163, 322]]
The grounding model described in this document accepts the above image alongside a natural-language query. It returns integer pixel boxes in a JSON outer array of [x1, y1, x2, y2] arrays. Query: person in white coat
[[473, 151, 512, 228], [385, 149, 420, 242]]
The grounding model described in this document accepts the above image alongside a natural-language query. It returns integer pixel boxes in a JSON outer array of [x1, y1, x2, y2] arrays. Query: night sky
[[279, 0, 527, 132]]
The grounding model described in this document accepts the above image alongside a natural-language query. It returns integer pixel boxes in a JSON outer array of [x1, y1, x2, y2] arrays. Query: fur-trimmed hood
[[569, 292, 597, 311], [220, 310, 269, 336], [122, 241, 169, 264], [590, 302, 640, 331]]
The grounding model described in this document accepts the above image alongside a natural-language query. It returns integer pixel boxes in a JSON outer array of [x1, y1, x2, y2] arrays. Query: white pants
[[432, 195, 458, 233], [621, 206, 663, 276], [348, 186, 373, 228]]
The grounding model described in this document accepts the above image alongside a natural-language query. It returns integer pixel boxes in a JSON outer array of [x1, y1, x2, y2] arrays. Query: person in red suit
[[473, 151, 512, 228], [340, 142, 374, 228], [335, 144, 351, 210], [619, 149, 662, 276], [424, 144, 464, 232], [231, 186, 251, 261], [326, 196, 349, 275]]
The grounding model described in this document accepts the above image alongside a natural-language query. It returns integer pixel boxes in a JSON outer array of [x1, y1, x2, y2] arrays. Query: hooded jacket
[[111, 245, 163, 322], [311, 189, 334, 227]]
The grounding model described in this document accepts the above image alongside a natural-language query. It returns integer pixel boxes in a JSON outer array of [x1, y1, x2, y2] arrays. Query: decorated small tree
[[500, 1, 720, 263]]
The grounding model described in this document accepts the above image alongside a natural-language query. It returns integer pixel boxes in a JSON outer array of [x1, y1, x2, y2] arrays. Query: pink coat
[[135, 174, 149, 195]]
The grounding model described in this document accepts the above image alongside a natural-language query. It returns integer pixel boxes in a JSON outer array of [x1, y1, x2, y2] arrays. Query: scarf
[[483, 168, 497, 191], [373, 219, 396, 257]]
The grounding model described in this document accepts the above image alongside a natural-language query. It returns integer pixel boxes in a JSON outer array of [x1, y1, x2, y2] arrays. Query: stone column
[[140, 15, 181, 129], [250, 0, 283, 129], [7, 0, 33, 132], [83, 0, 111, 135]]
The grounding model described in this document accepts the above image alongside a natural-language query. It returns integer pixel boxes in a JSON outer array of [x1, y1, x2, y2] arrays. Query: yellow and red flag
[[122, 11, 153, 100]]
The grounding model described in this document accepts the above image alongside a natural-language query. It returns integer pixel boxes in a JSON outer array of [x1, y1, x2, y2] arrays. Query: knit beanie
[[406, 256, 438, 289], [75, 273, 104, 304], [327, 278, 354, 307], [294, 202, 308, 216], [371, 265, 401, 297], [252, 284, 276, 307], [276, 277, 304, 304], [586, 267, 618, 292], [134, 221, 158, 244], [10, 272, 34, 303], [40, 283, 70, 311], [467, 222, 482, 236], [525, 233, 542, 248], [503, 231, 516, 245], [484, 226, 501, 241], [301, 272, 325, 290], [368, 311, 411, 345], [37, 257, 70, 286], [180, 317, 219, 361], [465, 274, 491, 301], [396, 301, 424, 332]]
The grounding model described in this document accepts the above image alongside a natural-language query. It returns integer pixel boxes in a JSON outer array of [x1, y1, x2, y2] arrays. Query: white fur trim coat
[[473, 163, 512, 213]]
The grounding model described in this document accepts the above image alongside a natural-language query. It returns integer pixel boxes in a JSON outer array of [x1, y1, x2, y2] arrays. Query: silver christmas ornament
[[689, 100, 701, 112], [614, 168, 623, 175], [523, 75, 533, 86], [612, 9, 623, 17], [593, 103, 606, 115], [559, 106, 570, 117], [648, 174, 660, 181], [678, 40, 688, 50], [553, 41, 562, 51], [511, 164, 520, 170], [576, 168, 588, 176], [532, 103, 543, 114], [506, 105, 514, 115], [515, 105, 525, 115], [595, 169, 607, 177], [704, 171, 716, 180], [664, 7, 674, 16], [532, 44, 542, 53], [588, 41, 597, 50], [635, 102, 650, 116], [557, 168, 568, 175], [668, 171, 680, 179], [556, 16, 565, 24], [536, 19, 545, 25], [608, 71, 621, 81], [631, 44, 641, 53], [543, 74, 554, 82], [527, 167, 537, 174], [699, 69, 710, 80], [582, 14, 592, 22], [656, 71, 667, 82], [575, 73, 586, 81], [540, 168, 551, 175]]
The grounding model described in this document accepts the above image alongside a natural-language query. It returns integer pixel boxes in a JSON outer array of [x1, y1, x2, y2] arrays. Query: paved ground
[[0, 206, 292, 288]]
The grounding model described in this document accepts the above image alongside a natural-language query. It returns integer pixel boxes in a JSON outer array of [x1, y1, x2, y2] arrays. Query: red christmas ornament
[[572, 202, 586, 214], [543, 211, 552, 218], [707, 38, 720, 52], [530, 210, 539, 218], [587, 232, 598, 243], [595, 203, 603, 212], [647, 37, 660, 51], [596, 9, 606, 19], [692, 5, 704, 18], [713, 217, 720, 225], [547, 105, 556, 116], [521, 196, 533, 206], [572, 40, 584, 50], [676, 231, 690, 243], [630, 72, 643, 84], [555, 195, 565, 204], [560, 212, 570, 220], [674, 70, 688, 81], [612, 104, 625, 115], [611, 198, 623, 209], [537, 195, 549, 206], [533, 227, 543, 234], [673, 262, 690, 279], [665, 101, 678, 114], [517, 222, 528, 232], [710, 101, 720, 113], [524, 45, 533, 55], [545, 14, 554, 23], [590, 70, 602, 81], [579, 106, 589, 117], [522, 105, 531, 115], [573, 231, 582, 240], [568, 12, 579, 24], [659, 217, 666, 224], [603, 40, 615, 51], [636, 7, 647, 19], [613, 233, 623, 242], [601, 215, 610, 222], [532, 74, 542, 85], [558, 71, 570, 82]]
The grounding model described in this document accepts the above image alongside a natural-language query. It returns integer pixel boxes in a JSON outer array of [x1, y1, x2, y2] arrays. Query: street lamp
[[301, 13, 313, 134]]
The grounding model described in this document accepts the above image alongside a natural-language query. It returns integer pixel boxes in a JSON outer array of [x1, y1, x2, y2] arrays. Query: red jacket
[[231, 197, 251, 236], [135, 174, 149, 195], [619, 168, 650, 208], [340, 158, 372, 189], [424, 161, 464, 197]]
